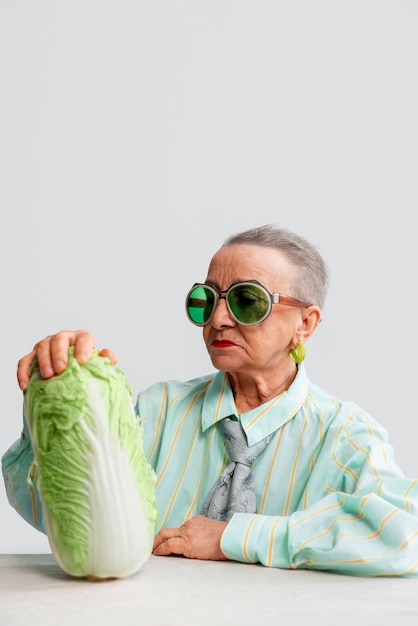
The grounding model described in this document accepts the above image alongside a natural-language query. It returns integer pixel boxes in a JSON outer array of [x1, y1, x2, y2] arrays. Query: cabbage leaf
[[24, 347, 156, 580]]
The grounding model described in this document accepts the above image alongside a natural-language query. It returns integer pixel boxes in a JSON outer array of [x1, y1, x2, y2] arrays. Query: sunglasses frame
[[185, 280, 311, 327]]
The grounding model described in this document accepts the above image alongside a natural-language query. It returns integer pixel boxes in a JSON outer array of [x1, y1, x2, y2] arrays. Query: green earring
[[290, 342, 306, 365]]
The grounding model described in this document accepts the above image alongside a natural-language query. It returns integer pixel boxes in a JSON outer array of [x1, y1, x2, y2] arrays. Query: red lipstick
[[212, 340, 236, 348]]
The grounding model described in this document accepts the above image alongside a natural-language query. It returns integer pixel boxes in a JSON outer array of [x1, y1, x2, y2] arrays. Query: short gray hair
[[223, 224, 329, 309]]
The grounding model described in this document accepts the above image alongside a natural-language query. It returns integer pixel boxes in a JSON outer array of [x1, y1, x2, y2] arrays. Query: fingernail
[[53, 360, 66, 373], [41, 365, 54, 378]]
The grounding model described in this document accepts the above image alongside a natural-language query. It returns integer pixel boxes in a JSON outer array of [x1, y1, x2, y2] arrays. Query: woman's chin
[[210, 353, 242, 373]]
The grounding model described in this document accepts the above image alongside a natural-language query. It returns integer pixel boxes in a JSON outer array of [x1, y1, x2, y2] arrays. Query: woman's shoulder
[[139, 371, 218, 399], [307, 379, 387, 439]]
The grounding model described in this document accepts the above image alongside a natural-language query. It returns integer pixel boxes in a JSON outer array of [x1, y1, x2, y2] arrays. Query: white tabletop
[[1, 553, 418, 626]]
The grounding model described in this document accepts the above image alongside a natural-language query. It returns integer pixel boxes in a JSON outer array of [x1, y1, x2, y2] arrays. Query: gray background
[[1, 1, 417, 554]]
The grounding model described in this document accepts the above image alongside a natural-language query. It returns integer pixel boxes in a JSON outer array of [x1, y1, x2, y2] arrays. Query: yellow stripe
[[245, 394, 284, 430], [296, 511, 367, 554], [182, 378, 230, 518], [289, 497, 346, 530], [296, 492, 398, 558], [303, 529, 418, 571], [297, 494, 373, 552], [148, 380, 212, 464], [283, 419, 308, 516], [159, 420, 202, 527], [331, 424, 358, 483], [147, 383, 168, 462], [303, 409, 326, 508], [356, 509, 399, 541], [344, 431, 381, 481], [258, 392, 313, 514], [403, 479, 418, 514], [303, 468, 312, 509], [266, 517, 282, 567], [258, 427, 285, 514], [28, 462, 38, 529], [214, 375, 229, 422], [246, 382, 308, 434], [155, 391, 202, 486], [157, 378, 227, 525], [374, 564, 418, 576], [242, 516, 257, 563], [184, 426, 226, 520], [4, 466, 19, 511]]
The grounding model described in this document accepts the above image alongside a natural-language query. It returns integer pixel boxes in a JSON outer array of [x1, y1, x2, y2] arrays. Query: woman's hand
[[17, 329, 117, 391], [152, 516, 229, 561]]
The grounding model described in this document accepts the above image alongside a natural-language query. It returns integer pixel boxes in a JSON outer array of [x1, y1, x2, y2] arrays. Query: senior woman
[[4, 224, 418, 576]]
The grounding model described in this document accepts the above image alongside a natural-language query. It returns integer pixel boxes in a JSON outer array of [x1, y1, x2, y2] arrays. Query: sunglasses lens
[[228, 283, 271, 325], [186, 285, 216, 325]]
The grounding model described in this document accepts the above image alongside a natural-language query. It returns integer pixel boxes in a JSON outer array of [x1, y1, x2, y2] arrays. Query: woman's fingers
[[17, 329, 100, 391]]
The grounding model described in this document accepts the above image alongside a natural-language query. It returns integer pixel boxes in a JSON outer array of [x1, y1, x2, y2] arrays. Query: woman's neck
[[228, 363, 298, 414]]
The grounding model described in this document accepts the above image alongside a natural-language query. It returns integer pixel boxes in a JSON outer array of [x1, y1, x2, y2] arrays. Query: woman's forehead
[[206, 244, 296, 286]]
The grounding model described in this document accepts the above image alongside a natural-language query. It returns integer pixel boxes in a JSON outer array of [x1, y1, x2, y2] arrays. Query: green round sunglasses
[[185, 280, 311, 327]]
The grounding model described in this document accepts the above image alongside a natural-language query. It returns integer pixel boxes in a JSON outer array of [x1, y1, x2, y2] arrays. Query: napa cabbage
[[24, 347, 156, 580]]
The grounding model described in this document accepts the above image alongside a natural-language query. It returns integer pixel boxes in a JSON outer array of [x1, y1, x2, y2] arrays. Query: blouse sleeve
[[2, 413, 46, 533], [221, 414, 418, 576]]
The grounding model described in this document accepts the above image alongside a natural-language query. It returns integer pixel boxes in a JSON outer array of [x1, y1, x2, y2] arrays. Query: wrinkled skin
[[153, 516, 228, 560]]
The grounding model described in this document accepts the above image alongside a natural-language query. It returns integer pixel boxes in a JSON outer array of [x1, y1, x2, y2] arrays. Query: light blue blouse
[[3, 363, 418, 576]]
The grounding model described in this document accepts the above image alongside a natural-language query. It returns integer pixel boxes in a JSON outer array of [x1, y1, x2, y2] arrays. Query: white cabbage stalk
[[24, 348, 156, 580]]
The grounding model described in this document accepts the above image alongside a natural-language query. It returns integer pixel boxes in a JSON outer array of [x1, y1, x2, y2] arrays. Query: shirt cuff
[[221, 513, 291, 568]]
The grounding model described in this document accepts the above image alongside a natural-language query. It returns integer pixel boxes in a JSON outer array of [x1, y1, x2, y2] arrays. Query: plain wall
[[1, 1, 417, 553]]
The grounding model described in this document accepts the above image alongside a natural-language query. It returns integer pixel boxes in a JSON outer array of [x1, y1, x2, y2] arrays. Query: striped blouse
[[3, 363, 418, 576]]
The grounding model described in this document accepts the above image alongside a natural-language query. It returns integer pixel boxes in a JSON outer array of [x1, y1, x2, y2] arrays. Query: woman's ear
[[297, 306, 322, 343]]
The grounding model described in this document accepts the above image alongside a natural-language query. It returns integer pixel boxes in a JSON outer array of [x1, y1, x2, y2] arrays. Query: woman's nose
[[210, 297, 236, 328]]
